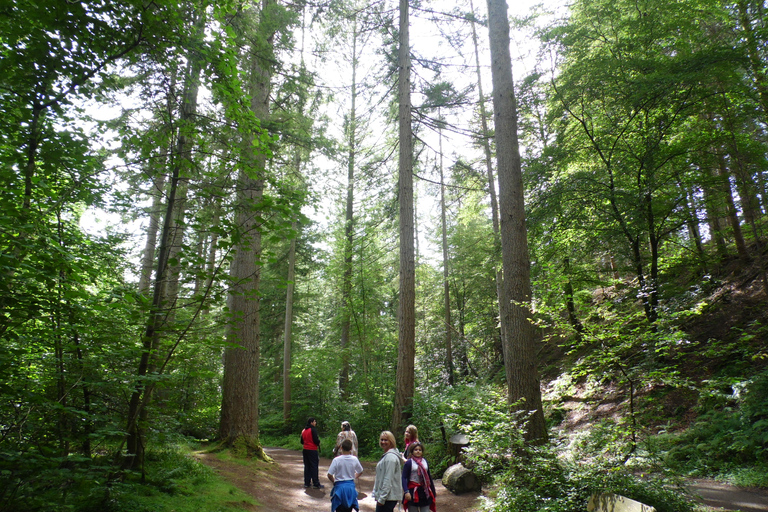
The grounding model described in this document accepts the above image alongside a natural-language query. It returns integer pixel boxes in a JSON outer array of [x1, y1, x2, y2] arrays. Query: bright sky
[[80, 0, 566, 274], [307, 0, 564, 265]]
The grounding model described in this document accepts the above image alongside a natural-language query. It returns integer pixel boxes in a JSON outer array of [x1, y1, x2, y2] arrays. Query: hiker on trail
[[301, 417, 324, 489], [327, 438, 363, 512], [402, 441, 436, 512], [403, 424, 419, 459], [334, 421, 359, 457], [372, 430, 402, 512]]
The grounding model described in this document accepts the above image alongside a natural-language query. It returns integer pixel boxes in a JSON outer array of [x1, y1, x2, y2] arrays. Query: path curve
[[196, 447, 768, 512], [196, 447, 481, 512], [688, 479, 768, 512]]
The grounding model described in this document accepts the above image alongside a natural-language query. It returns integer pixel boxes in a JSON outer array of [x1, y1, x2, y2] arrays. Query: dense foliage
[[1, 0, 767, 510]]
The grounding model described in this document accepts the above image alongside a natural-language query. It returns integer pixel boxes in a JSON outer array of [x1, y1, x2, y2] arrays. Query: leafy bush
[[715, 464, 768, 488], [412, 383, 511, 477], [435, 384, 695, 512], [477, 443, 694, 512], [657, 369, 768, 478]]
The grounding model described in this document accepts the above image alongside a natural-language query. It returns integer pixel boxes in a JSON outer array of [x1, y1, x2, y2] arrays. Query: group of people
[[300, 419, 437, 512]]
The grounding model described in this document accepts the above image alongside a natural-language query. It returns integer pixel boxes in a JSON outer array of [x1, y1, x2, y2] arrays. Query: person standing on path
[[402, 442, 436, 512], [334, 421, 359, 457], [301, 417, 324, 488], [372, 431, 402, 512], [327, 438, 364, 512], [403, 424, 419, 459]]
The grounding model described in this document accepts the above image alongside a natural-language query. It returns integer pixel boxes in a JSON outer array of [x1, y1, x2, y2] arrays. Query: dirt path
[[688, 479, 768, 512], [196, 447, 481, 512], [196, 447, 768, 512]]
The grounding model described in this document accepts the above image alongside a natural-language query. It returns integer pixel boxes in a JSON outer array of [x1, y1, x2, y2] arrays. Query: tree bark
[[470, 0, 507, 369], [201, 203, 221, 317], [392, 0, 416, 434], [340, 13, 358, 400], [138, 172, 167, 295], [123, 10, 204, 469], [283, 221, 297, 426], [439, 117, 454, 385], [219, 1, 273, 457], [486, 0, 546, 441], [716, 153, 749, 260]]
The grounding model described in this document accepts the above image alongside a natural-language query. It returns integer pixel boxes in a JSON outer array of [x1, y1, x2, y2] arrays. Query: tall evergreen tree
[[393, 0, 416, 434], [219, 0, 276, 454], [487, 0, 546, 441]]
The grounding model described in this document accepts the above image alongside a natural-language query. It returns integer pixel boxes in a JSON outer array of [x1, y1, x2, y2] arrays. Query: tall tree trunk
[[340, 13, 358, 400], [392, 0, 416, 434], [701, 157, 729, 259], [123, 11, 205, 470], [283, 221, 297, 426], [681, 181, 705, 258], [219, 1, 273, 457], [163, 177, 190, 319], [487, 0, 546, 441], [138, 173, 167, 295], [284, 6, 310, 422], [470, 0, 507, 368], [716, 153, 749, 260], [737, 0, 768, 122], [138, 69, 177, 295], [201, 203, 221, 317], [438, 117, 454, 385]]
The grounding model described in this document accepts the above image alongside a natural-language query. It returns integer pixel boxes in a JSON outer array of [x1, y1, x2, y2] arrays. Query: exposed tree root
[[205, 436, 274, 462]]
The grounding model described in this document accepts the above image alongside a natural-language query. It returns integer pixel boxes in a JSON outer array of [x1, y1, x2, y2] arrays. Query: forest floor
[[195, 447, 481, 512], [195, 447, 768, 512]]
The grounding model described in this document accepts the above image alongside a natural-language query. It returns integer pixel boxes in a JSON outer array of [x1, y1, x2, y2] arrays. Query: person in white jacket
[[372, 431, 402, 511]]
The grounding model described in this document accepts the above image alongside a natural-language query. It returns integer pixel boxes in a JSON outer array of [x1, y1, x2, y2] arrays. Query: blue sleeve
[[402, 459, 411, 492], [428, 466, 436, 496]]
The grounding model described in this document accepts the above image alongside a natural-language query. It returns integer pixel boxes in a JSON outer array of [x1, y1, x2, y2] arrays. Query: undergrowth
[[448, 392, 696, 512], [0, 441, 257, 512], [648, 369, 768, 486]]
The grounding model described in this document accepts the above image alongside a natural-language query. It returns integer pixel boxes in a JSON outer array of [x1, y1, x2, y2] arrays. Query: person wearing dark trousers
[[301, 417, 324, 488]]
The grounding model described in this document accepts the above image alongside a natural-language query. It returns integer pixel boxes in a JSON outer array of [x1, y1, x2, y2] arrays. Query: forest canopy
[[1, 0, 767, 510]]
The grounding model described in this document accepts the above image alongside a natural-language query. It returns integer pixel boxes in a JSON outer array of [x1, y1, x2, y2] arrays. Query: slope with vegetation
[[1, 0, 768, 511]]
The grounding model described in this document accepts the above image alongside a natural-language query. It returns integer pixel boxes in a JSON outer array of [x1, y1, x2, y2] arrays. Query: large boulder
[[441, 463, 481, 494]]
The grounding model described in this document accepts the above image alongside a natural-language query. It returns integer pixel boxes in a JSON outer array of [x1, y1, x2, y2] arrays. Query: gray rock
[[442, 463, 481, 494]]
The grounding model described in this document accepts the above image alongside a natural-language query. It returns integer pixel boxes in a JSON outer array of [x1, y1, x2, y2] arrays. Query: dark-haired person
[[402, 441, 436, 512], [301, 417, 323, 488]]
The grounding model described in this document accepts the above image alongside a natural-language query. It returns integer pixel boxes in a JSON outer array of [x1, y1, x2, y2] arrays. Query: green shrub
[[715, 464, 768, 488], [658, 369, 768, 477], [482, 448, 694, 512]]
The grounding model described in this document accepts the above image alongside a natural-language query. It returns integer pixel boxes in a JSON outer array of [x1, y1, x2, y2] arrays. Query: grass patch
[[104, 478, 259, 512], [259, 433, 337, 459], [74, 443, 260, 512], [213, 447, 276, 473], [715, 465, 768, 489]]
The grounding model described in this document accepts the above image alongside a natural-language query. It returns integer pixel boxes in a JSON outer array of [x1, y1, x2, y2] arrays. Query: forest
[[1, 0, 767, 511]]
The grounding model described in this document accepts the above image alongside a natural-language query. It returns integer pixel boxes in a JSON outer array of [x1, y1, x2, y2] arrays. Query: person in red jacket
[[301, 417, 324, 488]]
